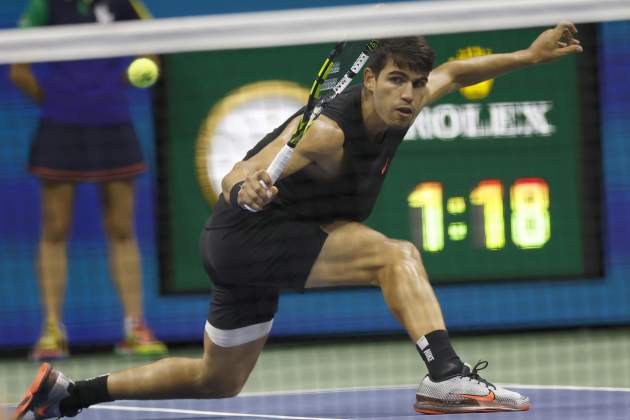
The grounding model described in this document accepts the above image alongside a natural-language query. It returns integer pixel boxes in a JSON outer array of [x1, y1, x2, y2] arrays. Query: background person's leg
[[100, 179, 166, 355], [101, 179, 142, 322], [33, 180, 75, 360]]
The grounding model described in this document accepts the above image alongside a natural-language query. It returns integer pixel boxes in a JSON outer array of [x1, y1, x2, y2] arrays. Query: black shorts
[[200, 197, 328, 330], [28, 118, 146, 182]]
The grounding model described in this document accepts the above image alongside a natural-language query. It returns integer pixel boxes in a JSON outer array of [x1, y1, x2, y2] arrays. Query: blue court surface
[[77, 385, 630, 420]]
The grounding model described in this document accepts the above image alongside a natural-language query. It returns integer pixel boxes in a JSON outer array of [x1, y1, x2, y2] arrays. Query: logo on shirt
[[381, 157, 390, 176]]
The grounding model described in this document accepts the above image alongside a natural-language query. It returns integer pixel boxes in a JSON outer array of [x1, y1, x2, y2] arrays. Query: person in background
[[9, 0, 166, 361]]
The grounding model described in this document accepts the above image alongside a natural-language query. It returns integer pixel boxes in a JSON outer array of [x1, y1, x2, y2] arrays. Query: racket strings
[[284, 39, 378, 150]]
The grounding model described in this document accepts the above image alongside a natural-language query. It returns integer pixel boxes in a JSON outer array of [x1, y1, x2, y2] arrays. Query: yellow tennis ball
[[127, 58, 158, 88]]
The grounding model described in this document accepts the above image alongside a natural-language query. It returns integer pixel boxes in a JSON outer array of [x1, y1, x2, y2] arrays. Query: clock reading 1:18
[[408, 178, 551, 252]]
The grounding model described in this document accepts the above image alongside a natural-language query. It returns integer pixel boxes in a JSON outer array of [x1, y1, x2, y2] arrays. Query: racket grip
[[266, 144, 295, 184], [243, 145, 294, 213], [242, 203, 258, 212]]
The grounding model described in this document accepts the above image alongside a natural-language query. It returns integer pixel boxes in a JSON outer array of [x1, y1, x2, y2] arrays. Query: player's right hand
[[238, 169, 278, 211], [527, 21, 582, 64]]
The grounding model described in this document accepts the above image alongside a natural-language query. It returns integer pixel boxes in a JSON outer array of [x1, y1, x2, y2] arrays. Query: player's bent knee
[[378, 240, 428, 286], [199, 374, 246, 398], [399, 240, 422, 262], [218, 377, 247, 398], [384, 240, 421, 267], [201, 320, 271, 398]]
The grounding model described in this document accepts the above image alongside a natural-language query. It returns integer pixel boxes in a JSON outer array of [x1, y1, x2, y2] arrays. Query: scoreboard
[[366, 26, 602, 282]]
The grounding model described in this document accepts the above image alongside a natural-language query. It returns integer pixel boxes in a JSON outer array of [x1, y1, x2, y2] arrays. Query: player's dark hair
[[367, 36, 435, 76]]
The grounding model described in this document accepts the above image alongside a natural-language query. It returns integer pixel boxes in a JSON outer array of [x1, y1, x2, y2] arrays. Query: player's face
[[371, 59, 428, 128]]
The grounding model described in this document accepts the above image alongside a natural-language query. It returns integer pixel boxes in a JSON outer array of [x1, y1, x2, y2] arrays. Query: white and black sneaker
[[13, 363, 78, 419], [414, 361, 530, 414]]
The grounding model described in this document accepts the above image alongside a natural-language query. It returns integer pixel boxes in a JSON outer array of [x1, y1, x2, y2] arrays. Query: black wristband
[[229, 181, 244, 208]]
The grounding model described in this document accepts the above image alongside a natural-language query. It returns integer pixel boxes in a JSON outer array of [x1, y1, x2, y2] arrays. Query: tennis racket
[[264, 39, 379, 184]]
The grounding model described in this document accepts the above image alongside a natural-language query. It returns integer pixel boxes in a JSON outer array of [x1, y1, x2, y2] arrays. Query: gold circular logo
[[195, 81, 308, 205]]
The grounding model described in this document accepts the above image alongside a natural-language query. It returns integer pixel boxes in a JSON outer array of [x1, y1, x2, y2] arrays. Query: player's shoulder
[[299, 115, 345, 157], [314, 115, 345, 144]]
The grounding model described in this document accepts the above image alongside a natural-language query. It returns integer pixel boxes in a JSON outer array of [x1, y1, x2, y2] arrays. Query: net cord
[[0, 0, 628, 64]]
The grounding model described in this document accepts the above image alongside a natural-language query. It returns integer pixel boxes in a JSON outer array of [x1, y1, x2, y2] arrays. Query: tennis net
[[1, 1, 629, 418]]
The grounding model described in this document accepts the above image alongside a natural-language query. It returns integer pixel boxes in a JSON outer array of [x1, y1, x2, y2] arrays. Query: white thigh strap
[[205, 320, 273, 348]]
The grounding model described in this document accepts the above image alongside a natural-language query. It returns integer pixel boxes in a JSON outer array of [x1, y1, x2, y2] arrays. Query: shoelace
[[465, 360, 496, 390]]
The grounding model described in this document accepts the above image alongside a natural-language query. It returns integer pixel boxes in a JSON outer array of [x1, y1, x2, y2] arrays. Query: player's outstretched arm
[[221, 116, 344, 211], [424, 21, 583, 105]]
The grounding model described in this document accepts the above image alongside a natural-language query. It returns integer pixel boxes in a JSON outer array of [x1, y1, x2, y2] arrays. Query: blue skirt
[[28, 118, 146, 182]]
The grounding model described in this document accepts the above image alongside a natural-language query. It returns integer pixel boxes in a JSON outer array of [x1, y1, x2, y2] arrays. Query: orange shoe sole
[[414, 402, 530, 415], [12, 363, 52, 420]]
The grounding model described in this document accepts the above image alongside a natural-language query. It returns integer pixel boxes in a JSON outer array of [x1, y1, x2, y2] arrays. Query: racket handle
[[242, 203, 258, 212], [266, 144, 295, 184]]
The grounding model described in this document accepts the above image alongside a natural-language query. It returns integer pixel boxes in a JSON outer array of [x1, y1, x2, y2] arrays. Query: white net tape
[[0, 0, 629, 64]]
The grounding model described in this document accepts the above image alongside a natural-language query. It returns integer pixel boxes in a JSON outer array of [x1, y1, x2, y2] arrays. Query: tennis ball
[[127, 58, 158, 88]]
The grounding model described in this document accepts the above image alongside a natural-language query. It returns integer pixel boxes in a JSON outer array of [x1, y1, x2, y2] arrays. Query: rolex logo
[[451, 46, 494, 100]]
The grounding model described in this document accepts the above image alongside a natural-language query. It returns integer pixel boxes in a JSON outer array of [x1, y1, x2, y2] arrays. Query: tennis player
[[14, 22, 582, 418]]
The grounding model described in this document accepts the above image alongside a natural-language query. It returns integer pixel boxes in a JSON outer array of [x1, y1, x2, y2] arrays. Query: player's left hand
[[527, 21, 583, 64], [238, 169, 278, 211]]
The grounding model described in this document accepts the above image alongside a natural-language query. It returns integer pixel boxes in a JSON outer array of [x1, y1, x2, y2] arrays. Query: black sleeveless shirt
[[211, 84, 407, 226]]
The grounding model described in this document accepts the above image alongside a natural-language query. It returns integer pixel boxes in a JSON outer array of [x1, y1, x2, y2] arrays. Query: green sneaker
[[30, 321, 69, 362], [115, 320, 167, 357]]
